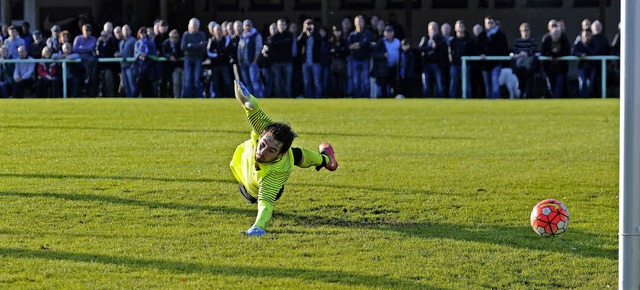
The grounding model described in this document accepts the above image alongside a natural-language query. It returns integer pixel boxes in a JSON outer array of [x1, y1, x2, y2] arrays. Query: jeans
[[260, 67, 273, 97], [172, 68, 184, 98], [210, 66, 232, 98], [547, 71, 566, 98], [578, 66, 596, 98], [422, 63, 444, 97], [271, 62, 293, 98], [482, 65, 502, 99], [0, 80, 11, 97], [240, 62, 263, 98], [349, 59, 370, 98], [121, 66, 136, 97], [302, 63, 322, 98], [183, 57, 203, 98], [449, 64, 471, 98]]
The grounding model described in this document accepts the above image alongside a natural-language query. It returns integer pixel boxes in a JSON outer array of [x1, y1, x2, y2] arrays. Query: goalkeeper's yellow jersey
[[229, 107, 294, 229], [230, 130, 294, 200]]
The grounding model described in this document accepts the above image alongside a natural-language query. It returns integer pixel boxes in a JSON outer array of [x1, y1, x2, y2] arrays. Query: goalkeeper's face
[[255, 133, 284, 163]]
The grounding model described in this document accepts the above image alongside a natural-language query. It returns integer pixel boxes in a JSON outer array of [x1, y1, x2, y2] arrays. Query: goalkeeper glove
[[234, 80, 255, 110], [242, 226, 266, 237]]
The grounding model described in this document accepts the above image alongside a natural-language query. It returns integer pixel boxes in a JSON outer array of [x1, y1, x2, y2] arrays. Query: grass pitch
[[0, 98, 618, 289]]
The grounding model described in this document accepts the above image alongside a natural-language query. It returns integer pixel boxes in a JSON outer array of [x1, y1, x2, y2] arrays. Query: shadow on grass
[[1, 177, 616, 261], [0, 247, 441, 289], [0, 124, 247, 135], [0, 124, 475, 140], [0, 173, 236, 184], [0, 191, 254, 217], [273, 210, 617, 261]]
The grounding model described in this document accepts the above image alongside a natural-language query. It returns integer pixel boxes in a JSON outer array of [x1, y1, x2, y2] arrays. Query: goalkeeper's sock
[[295, 147, 326, 169]]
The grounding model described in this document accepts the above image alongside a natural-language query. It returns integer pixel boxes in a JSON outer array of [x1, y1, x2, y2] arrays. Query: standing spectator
[[268, 18, 294, 98], [36, 46, 60, 98], [471, 23, 485, 98], [237, 19, 263, 97], [589, 20, 610, 98], [181, 18, 207, 98], [341, 16, 353, 96], [371, 25, 401, 98], [346, 15, 373, 98], [289, 21, 303, 98], [58, 30, 71, 53], [229, 20, 243, 67], [12, 46, 34, 98], [327, 25, 348, 97], [541, 20, 571, 98], [258, 23, 276, 98], [46, 25, 62, 53], [154, 20, 169, 97], [572, 29, 596, 98], [162, 29, 184, 98], [418, 22, 447, 98], [387, 13, 405, 41], [73, 23, 98, 96], [57, 42, 82, 98], [440, 22, 453, 97], [1, 23, 9, 40], [318, 26, 331, 97], [575, 19, 592, 45], [21, 22, 33, 47], [113, 25, 124, 96], [96, 29, 119, 97], [373, 20, 386, 41], [5, 25, 25, 59], [476, 16, 509, 99], [119, 24, 137, 98], [511, 22, 538, 98], [134, 27, 157, 97], [0, 45, 15, 97], [399, 39, 419, 98], [114, 26, 123, 42], [298, 19, 324, 98], [154, 20, 169, 54], [28, 30, 46, 59], [206, 23, 232, 98], [611, 22, 620, 56], [449, 20, 474, 98]]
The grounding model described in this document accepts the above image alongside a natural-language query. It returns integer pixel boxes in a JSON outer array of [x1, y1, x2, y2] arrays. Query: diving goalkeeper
[[230, 80, 338, 237]]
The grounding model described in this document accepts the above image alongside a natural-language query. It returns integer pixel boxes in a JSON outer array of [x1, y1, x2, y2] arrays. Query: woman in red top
[[36, 46, 60, 98]]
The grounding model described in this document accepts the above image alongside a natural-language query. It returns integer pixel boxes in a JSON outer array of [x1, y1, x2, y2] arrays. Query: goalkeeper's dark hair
[[263, 122, 298, 154]]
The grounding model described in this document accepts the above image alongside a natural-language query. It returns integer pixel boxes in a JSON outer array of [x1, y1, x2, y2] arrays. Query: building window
[[250, 0, 283, 11], [386, 0, 421, 9], [495, 0, 515, 8], [10, 0, 24, 20], [573, 0, 611, 7], [526, 0, 562, 8], [218, 0, 239, 11], [431, 0, 467, 8], [295, 0, 321, 10], [340, 0, 375, 9]]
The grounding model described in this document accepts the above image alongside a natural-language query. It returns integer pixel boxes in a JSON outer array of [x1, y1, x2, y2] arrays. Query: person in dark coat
[[475, 16, 509, 98]]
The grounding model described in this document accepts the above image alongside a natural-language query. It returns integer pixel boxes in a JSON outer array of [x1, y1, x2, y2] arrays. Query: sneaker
[[234, 80, 255, 110], [319, 142, 338, 171]]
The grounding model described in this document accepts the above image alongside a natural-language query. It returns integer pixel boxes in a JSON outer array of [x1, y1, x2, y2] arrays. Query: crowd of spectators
[[0, 15, 621, 98]]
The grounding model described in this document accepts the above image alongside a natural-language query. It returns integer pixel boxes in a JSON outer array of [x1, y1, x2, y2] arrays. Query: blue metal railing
[[461, 55, 620, 99], [0, 57, 167, 98], [2, 55, 621, 99]]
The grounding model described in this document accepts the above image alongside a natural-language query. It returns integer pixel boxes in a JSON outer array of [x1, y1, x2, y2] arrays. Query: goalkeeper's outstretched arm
[[234, 80, 273, 133]]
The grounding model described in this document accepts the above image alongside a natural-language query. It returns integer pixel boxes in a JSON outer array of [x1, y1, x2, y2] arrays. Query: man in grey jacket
[[181, 18, 207, 98]]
